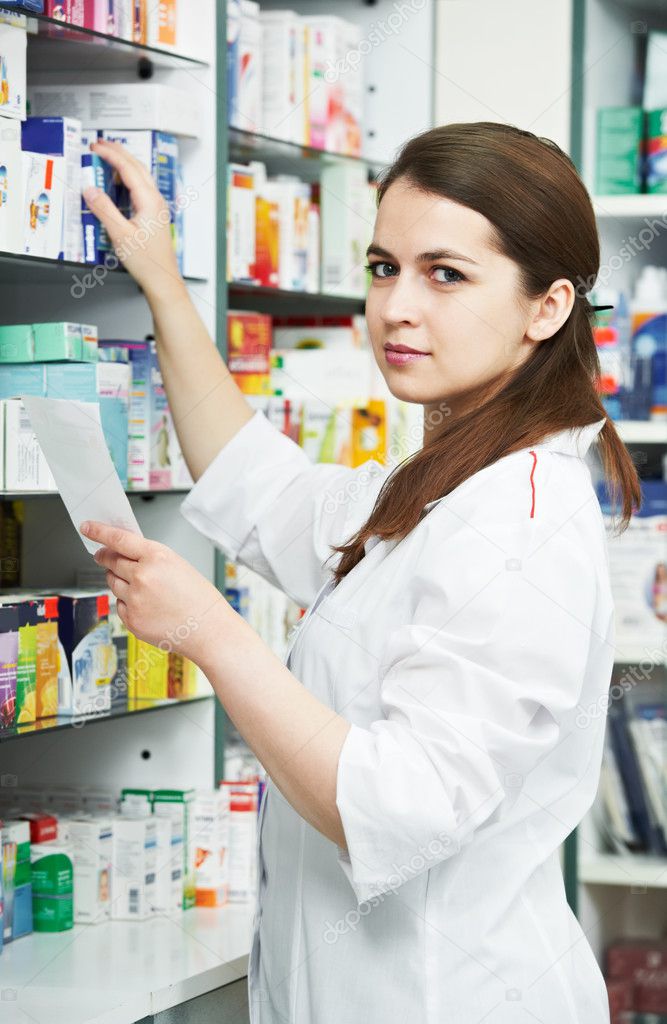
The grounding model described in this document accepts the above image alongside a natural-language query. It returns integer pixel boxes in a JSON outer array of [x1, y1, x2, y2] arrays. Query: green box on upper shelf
[[595, 107, 644, 195]]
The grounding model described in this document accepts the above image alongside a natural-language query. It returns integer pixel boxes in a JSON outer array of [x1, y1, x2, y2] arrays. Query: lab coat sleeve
[[334, 516, 600, 906], [180, 408, 389, 608]]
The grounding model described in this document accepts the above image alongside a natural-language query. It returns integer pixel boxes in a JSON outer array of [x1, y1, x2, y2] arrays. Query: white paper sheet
[[22, 396, 143, 555]]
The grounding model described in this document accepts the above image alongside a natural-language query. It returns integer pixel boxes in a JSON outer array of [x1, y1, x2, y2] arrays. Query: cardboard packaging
[[21, 117, 83, 262], [0, 19, 26, 121], [30, 840, 74, 931], [21, 152, 66, 259], [54, 590, 113, 716], [68, 817, 112, 923], [29, 82, 201, 137], [0, 118, 23, 253], [110, 814, 156, 919]]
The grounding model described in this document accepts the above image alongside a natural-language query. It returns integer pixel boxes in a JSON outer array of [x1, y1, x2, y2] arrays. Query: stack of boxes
[[0, 776, 245, 945], [0, 8, 196, 267], [0, 328, 192, 491]]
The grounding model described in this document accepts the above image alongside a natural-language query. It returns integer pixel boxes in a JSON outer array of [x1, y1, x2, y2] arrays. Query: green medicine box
[[33, 323, 83, 362], [595, 107, 644, 195], [0, 324, 35, 363]]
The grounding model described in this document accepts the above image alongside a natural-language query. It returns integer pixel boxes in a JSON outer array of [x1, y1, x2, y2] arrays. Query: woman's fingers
[[93, 548, 137, 583], [91, 138, 165, 216], [105, 569, 129, 601], [80, 521, 146, 559]]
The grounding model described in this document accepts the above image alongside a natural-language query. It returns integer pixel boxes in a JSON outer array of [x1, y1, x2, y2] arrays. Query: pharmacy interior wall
[[433, 0, 574, 153]]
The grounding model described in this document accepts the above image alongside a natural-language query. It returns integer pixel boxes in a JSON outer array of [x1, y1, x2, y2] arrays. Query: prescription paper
[[22, 396, 143, 556]]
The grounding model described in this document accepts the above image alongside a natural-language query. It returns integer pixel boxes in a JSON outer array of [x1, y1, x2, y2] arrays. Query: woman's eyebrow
[[366, 243, 480, 266]]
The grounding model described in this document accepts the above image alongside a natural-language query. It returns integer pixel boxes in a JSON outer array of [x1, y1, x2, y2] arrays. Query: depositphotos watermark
[[324, 0, 427, 82]]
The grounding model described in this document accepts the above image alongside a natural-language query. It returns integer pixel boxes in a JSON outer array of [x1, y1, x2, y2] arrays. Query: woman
[[81, 122, 640, 1024]]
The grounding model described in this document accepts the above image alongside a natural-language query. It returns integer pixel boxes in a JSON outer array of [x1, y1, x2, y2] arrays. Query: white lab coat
[[181, 410, 615, 1024]]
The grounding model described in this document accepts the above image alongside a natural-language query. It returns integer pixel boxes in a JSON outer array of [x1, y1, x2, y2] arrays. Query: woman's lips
[[384, 348, 430, 366]]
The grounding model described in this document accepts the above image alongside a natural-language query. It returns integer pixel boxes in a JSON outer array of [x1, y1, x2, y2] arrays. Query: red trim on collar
[[528, 451, 537, 518]]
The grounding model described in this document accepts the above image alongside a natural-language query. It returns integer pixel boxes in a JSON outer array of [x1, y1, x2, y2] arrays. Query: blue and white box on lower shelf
[[0, 119, 23, 254]]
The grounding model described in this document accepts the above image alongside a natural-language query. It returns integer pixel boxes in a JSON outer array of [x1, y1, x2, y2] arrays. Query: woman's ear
[[526, 279, 576, 342]]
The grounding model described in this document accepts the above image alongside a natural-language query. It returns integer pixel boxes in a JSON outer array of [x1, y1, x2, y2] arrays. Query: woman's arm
[[83, 139, 254, 482], [81, 520, 350, 848]]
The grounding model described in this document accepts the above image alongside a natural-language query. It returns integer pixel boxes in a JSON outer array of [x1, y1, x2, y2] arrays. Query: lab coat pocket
[[314, 599, 365, 713]]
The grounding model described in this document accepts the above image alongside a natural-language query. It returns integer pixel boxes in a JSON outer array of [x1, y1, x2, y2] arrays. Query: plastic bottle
[[627, 266, 667, 421], [591, 285, 627, 421]]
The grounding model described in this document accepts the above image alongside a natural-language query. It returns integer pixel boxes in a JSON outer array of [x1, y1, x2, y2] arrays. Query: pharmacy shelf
[[614, 647, 667, 666], [0, 5, 208, 71], [614, 420, 667, 445], [228, 126, 386, 182], [0, 693, 214, 744], [228, 281, 367, 316], [0, 903, 253, 1024], [580, 853, 667, 889], [0, 251, 207, 288], [592, 194, 667, 219], [0, 488, 191, 499]]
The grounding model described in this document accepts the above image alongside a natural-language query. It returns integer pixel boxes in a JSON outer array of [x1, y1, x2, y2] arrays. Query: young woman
[[81, 122, 640, 1024]]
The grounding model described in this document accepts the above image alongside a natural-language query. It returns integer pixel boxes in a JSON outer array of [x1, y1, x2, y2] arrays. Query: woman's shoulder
[[414, 443, 604, 566]]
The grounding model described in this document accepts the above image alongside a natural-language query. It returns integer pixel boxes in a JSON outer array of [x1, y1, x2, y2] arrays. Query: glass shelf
[[227, 280, 367, 316], [228, 127, 387, 183], [0, 5, 208, 71], [0, 250, 207, 287], [0, 692, 213, 743]]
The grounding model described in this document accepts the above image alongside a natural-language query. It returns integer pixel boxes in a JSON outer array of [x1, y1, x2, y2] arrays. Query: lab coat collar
[[420, 417, 607, 515]]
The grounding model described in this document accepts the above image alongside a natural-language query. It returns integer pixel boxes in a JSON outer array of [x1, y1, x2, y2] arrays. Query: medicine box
[[0, 19, 26, 121], [193, 789, 229, 908], [99, 340, 150, 488], [3, 398, 57, 490], [21, 151, 66, 259], [153, 789, 195, 910], [21, 117, 83, 262], [68, 817, 112, 923], [2, 819, 32, 942], [0, 118, 23, 254], [0, 595, 36, 724], [34, 594, 59, 718], [30, 840, 74, 932], [110, 814, 157, 920], [29, 82, 201, 137], [0, 603, 18, 729], [595, 107, 644, 195], [55, 590, 113, 716], [33, 322, 83, 361], [0, 324, 34, 362]]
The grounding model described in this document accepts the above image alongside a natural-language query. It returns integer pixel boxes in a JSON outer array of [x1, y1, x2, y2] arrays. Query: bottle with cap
[[627, 266, 667, 420]]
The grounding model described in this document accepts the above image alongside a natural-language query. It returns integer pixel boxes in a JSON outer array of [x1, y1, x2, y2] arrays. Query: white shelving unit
[[576, 0, 667, 967], [0, 4, 259, 1021]]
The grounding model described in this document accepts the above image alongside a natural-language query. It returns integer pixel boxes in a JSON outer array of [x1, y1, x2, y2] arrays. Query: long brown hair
[[331, 121, 641, 585]]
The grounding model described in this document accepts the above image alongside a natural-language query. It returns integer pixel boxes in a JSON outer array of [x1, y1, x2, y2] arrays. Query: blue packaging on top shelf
[[81, 130, 106, 264], [100, 130, 183, 272], [0, 1, 43, 9]]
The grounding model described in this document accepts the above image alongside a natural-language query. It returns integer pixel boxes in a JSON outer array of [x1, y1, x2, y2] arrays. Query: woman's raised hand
[[82, 137, 185, 304]]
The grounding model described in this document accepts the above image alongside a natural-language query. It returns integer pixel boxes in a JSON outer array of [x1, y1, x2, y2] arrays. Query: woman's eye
[[365, 261, 395, 279], [432, 266, 465, 284]]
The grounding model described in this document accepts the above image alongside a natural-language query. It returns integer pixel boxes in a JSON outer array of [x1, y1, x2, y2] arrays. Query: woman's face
[[365, 179, 573, 425]]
